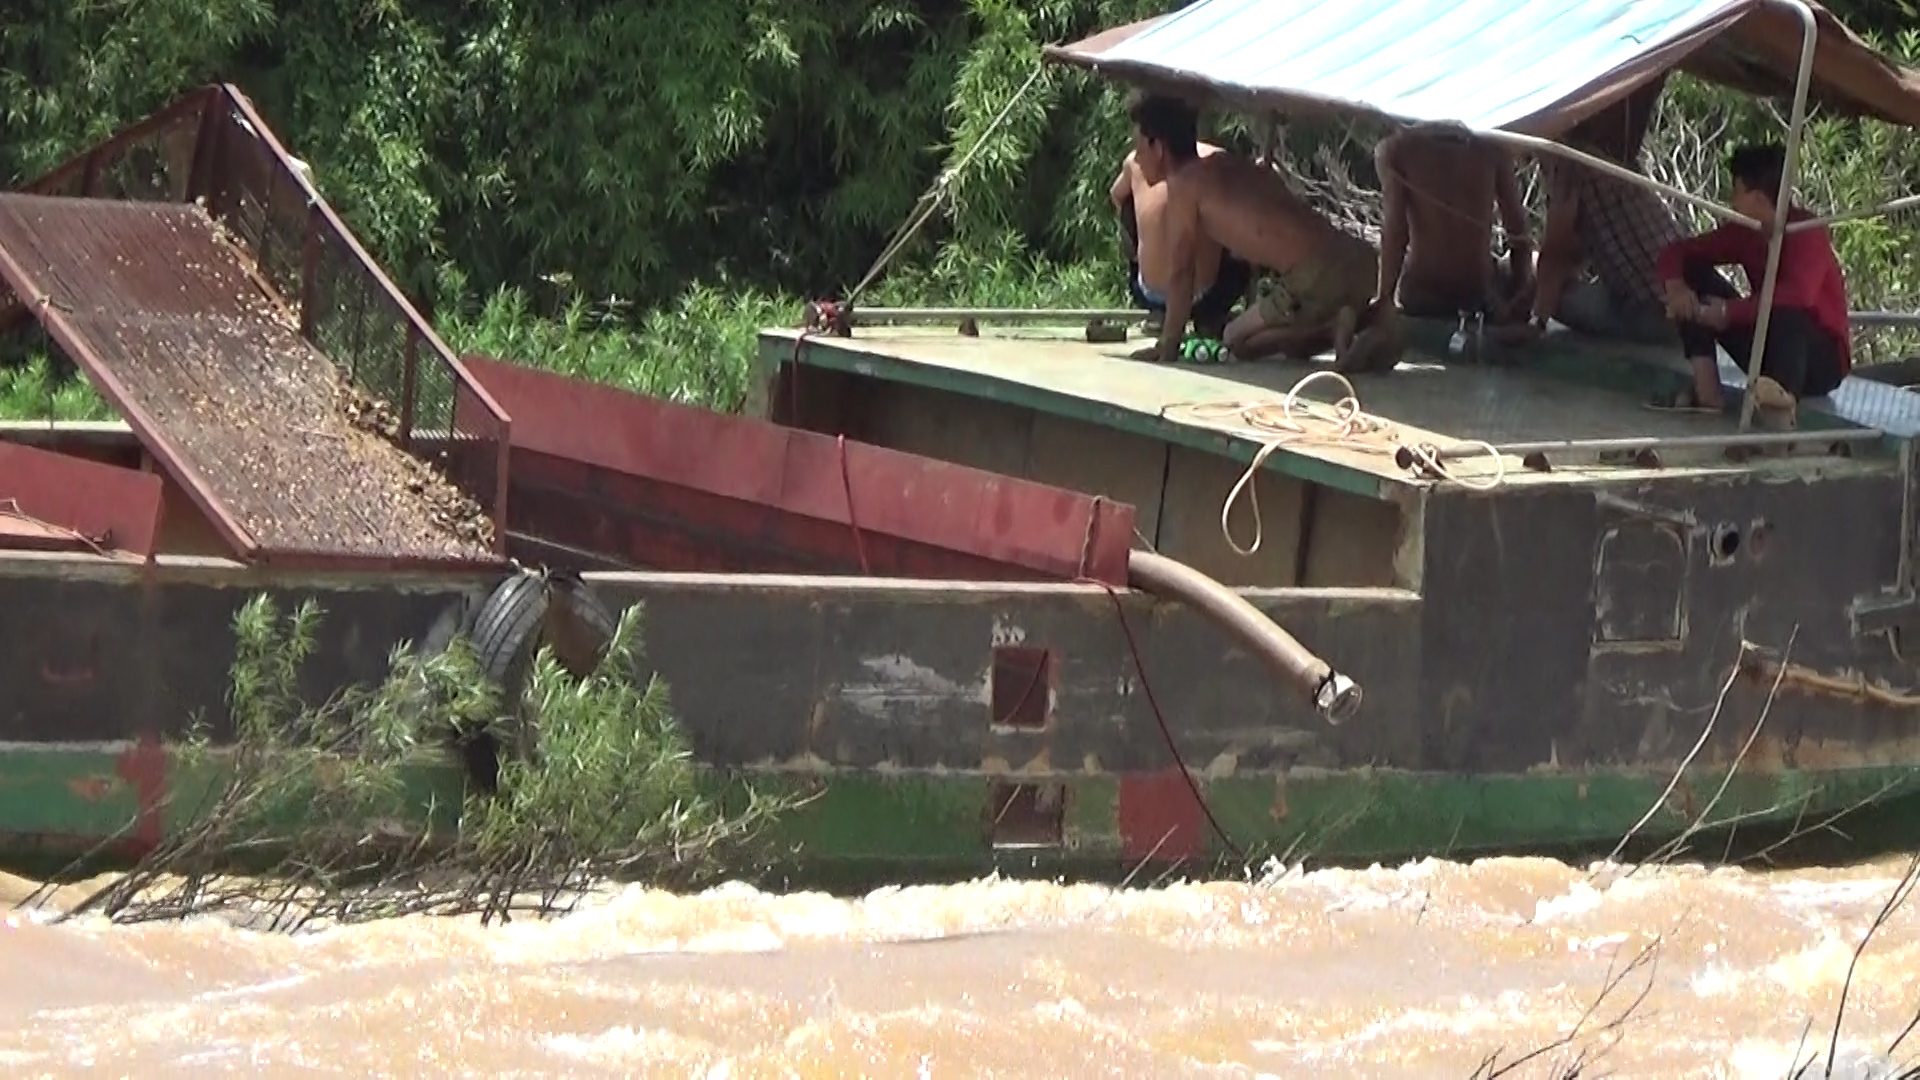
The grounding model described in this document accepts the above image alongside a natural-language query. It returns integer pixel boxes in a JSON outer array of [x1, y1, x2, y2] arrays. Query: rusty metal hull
[[0, 553, 1916, 872], [759, 324, 1920, 786], [461, 355, 1136, 583]]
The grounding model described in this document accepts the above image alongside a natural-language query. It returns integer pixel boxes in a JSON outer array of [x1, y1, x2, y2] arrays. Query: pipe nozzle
[[1315, 671, 1362, 726]]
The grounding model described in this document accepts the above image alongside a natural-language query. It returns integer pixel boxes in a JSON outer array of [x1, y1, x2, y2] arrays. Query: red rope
[[1086, 574, 1248, 865], [1073, 497, 1247, 864], [836, 434, 872, 576]]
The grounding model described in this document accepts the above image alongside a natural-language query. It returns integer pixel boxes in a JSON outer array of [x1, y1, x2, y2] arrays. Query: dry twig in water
[[1470, 935, 1663, 1079]]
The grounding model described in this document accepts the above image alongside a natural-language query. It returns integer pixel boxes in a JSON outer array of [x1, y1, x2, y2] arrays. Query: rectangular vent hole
[[989, 782, 1065, 849], [990, 645, 1052, 730]]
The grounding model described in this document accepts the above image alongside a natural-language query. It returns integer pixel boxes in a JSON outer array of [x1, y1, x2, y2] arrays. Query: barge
[[6, 0, 1920, 877]]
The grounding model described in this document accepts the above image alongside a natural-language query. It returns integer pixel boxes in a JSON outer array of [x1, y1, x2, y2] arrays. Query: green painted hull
[[6, 741, 1916, 876]]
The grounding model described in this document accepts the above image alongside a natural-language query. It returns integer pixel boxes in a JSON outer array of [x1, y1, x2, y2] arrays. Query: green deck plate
[[765, 330, 1396, 500], [765, 325, 1896, 501]]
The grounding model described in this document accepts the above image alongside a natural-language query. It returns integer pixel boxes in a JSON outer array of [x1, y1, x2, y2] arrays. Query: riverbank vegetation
[[31, 591, 795, 928], [1, 2, 1917, 422]]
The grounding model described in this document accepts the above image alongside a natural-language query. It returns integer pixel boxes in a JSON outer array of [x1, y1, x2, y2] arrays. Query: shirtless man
[[1123, 92, 1398, 371], [1373, 125, 1534, 322], [1112, 140, 1251, 340]]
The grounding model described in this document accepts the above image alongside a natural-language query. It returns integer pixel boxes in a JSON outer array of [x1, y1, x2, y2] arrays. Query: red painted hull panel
[[0, 442, 163, 558], [462, 355, 1136, 583]]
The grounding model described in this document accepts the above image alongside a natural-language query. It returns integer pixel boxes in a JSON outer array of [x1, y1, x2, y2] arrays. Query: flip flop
[[1645, 386, 1722, 414], [1750, 376, 1797, 412], [1746, 376, 1798, 430]]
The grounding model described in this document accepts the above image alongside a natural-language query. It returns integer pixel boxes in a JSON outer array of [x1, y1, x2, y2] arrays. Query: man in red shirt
[[1652, 142, 1853, 428]]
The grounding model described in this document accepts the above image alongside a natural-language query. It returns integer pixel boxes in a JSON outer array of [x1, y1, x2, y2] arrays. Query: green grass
[[434, 239, 1123, 415], [0, 355, 114, 421], [0, 240, 1125, 424]]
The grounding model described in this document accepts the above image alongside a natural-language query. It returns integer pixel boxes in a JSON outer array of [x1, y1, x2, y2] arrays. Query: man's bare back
[[1116, 142, 1225, 299], [1120, 90, 1392, 369], [1375, 128, 1533, 318], [1166, 153, 1348, 277], [1158, 152, 1387, 368]]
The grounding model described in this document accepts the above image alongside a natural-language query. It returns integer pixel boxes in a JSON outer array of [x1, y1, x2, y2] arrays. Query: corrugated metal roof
[[1066, 0, 1751, 132]]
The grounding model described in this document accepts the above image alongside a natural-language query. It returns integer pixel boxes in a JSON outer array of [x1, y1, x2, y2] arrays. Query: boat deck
[[769, 321, 1912, 497]]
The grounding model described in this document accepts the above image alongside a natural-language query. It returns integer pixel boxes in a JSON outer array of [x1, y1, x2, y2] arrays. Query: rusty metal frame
[[0, 236, 264, 559], [0, 84, 514, 568], [215, 85, 514, 558]]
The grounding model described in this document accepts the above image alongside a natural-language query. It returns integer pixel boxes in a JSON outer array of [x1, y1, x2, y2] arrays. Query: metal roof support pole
[[1791, 191, 1920, 232], [1478, 129, 1758, 229], [1736, 0, 1820, 432]]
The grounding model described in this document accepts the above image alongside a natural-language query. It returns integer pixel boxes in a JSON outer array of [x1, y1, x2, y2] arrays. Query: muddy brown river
[[2, 857, 1917, 1078]]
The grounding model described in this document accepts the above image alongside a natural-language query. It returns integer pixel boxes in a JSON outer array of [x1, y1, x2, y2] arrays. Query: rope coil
[[1162, 370, 1508, 557]]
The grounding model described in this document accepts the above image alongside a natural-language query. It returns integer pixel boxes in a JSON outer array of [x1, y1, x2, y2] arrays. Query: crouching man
[[1113, 142, 1252, 340], [1122, 92, 1401, 372]]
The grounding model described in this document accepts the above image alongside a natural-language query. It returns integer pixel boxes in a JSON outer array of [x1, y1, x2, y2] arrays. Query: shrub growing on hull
[[39, 592, 791, 929]]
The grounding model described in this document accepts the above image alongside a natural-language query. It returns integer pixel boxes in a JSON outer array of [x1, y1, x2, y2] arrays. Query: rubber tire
[[416, 589, 484, 659], [457, 571, 635, 794], [543, 573, 630, 680], [471, 570, 552, 693], [463, 570, 553, 790]]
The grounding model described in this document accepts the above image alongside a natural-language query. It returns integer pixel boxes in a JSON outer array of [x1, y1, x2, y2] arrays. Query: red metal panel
[[464, 355, 1136, 583], [1118, 769, 1207, 864], [0, 443, 163, 558], [504, 448, 1066, 579]]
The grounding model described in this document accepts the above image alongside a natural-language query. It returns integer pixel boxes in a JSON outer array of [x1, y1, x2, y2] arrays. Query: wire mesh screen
[[0, 100, 211, 332], [16, 85, 512, 550]]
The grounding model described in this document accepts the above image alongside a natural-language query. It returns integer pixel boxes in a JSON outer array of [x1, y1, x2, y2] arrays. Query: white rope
[[848, 63, 1049, 303], [1162, 369, 1507, 557]]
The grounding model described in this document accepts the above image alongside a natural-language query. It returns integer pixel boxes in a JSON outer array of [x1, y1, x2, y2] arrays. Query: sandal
[[1645, 385, 1723, 414], [1749, 377, 1798, 430]]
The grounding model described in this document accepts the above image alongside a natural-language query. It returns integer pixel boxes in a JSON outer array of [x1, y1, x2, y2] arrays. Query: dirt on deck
[[0, 194, 495, 562]]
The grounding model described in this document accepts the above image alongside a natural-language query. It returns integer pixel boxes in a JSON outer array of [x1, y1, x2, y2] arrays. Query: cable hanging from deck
[[1163, 370, 1508, 557], [846, 63, 1049, 306]]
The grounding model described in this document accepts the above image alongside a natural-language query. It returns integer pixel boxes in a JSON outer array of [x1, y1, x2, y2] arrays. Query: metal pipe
[[1404, 425, 1883, 464], [1477, 128, 1760, 229], [1850, 310, 1920, 328], [1126, 549, 1361, 724], [1790, 193, 1920, 233], [1737, 0, 1819, 433], [848, 306, 1144, 326]]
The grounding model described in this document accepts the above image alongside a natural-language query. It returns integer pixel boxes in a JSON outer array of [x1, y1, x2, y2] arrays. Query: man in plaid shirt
[[1502, 80, 1738, 346]]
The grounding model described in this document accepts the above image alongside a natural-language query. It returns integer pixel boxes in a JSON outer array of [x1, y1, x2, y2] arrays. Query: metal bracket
[[802, 300, 854, 337], [1851, 440, 1920, 649]]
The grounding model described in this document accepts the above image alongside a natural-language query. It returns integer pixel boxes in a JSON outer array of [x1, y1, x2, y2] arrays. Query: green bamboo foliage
[[1, 2, 1917, 413]]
